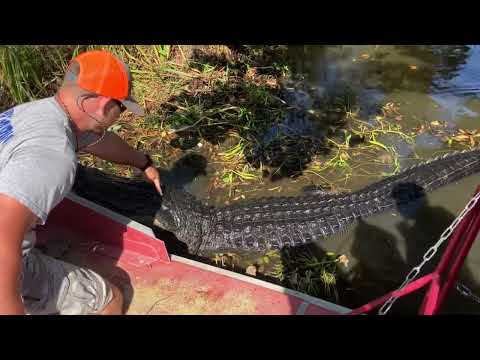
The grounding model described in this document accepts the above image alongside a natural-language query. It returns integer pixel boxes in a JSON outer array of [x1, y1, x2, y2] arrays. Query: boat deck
[[35, 193, 351, 315]]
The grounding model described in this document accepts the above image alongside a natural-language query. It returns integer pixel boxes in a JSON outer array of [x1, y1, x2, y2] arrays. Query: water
[[287, 45, 478, 134], [184, 46, 480, 199]]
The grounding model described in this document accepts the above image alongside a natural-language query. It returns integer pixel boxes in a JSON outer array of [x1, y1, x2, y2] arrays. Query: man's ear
[[95, 96, 113, 117]]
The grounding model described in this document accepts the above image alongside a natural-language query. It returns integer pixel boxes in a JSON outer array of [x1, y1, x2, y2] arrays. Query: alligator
[[72, 149, 480, 255]]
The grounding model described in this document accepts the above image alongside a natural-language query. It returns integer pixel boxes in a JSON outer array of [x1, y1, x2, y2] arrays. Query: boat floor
[[38, 227, 349, 315], [61, 242, 260, 315]]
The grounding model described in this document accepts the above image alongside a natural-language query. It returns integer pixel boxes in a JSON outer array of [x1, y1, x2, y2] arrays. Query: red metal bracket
[[348, 186, 480, 315]]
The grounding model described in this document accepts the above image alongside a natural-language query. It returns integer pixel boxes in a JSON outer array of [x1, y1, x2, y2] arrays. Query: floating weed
[[256, 249, 281, 266], [308, 107, 417, 188], [444, 128, 480, 149], [319, 269, 337, 298], [264, 247, 342, 300], [210, 253, 239, 269], [218, 133, 249, 161], [220, 165, 260, 198], [220, 141, 246, 160], [232, 169, 258, 181], [412, 119, 478, 151], [267, 263, 286, 281]]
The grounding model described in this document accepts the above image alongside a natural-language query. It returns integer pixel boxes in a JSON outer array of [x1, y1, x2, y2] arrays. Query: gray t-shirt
[[0, 97, 99, 253]]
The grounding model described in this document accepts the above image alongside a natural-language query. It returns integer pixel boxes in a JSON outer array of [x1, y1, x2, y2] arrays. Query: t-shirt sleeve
[[0, 148, 76, 224]]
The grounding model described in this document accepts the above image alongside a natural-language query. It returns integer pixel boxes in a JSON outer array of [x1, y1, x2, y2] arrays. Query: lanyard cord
[[55, 93, 107, 152]]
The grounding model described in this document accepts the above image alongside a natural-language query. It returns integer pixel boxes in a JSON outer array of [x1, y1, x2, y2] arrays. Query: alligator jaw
[[153, 205, 179, 232]]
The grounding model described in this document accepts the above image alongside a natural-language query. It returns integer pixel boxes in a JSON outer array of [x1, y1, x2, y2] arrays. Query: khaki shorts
[[21, 246, 113, 315]]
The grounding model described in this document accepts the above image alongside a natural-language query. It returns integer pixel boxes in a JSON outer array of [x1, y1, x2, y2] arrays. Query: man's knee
[[96, 282, 124, 315], [60, 267, 116, 315], [22, 249, 119, 315]]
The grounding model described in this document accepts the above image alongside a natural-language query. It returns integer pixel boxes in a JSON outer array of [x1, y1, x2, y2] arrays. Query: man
[[0, 49, 162, 315]]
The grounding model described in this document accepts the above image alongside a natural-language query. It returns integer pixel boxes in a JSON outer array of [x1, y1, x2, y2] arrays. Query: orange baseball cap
[[72, 50, 144, 116]]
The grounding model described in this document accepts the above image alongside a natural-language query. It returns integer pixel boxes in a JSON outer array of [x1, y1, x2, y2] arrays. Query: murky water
[[183, 46, 480, 202], [291, 45, 480, 136], [289, 46, 478, 148]]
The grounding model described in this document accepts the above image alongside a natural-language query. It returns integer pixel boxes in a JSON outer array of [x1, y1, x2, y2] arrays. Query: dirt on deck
[[49, 237, 257, 315], [127, 278, 256, 315]]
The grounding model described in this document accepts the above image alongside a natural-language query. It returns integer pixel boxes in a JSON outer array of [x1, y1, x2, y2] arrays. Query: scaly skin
[[73, 149, 480, 254]]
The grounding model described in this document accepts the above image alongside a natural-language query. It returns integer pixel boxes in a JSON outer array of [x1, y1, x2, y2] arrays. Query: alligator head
[[154, 187, 208, 253], [153, 204, 179, 232]]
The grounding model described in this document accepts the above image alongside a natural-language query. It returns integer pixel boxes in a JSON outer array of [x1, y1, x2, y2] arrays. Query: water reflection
[[267, 45, 480, 177], [288, 45, 473, 94]]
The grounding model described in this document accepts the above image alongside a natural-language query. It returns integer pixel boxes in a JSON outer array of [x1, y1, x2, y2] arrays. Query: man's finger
[[155, 178, 163, 195], [144, 167, 163, 195]]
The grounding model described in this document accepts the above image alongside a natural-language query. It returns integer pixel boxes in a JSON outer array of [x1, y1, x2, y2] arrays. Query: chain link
[[456, 282, 480, 304], [378, 191, 480, 315]]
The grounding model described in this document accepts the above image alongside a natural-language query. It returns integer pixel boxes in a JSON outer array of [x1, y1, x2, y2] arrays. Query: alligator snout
[[153, 204, 179, 232]]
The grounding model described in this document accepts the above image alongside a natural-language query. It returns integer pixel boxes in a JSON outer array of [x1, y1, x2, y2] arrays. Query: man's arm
[[84, 131, 149, 169], [0, 194, 38, 315], [84, 132, 163, 194]]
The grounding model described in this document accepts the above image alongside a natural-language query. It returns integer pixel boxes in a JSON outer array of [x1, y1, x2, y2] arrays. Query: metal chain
[[456, 282, 480, 304], [378, 190, 480, 315]]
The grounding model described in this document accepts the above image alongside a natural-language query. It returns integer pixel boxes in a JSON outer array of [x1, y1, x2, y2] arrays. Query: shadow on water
[[346, 182, 480, 314], [160, 153, 208, 189], [268, 181, 480, 315]]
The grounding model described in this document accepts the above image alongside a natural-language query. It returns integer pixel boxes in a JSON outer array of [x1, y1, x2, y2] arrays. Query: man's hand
[[143, 166, 163, 195], [85, 132, 164, 195]]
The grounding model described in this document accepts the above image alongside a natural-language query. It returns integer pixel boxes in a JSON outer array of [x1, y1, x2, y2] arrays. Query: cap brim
[[121, 98, 145, 116]]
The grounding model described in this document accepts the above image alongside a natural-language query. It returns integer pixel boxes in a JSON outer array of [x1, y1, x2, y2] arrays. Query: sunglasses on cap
[[112, 99, 127, 113]]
